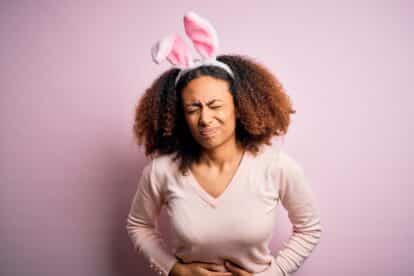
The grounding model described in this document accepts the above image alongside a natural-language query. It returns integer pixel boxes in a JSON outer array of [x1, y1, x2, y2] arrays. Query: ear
[[183, 11, 219, 60], [151, 33, 193, 68]]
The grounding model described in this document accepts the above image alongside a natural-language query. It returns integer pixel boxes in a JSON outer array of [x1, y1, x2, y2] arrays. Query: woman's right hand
[[169, 261, 233, 276]]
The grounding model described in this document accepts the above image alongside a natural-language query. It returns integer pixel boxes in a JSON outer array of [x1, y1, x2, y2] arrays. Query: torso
[[159, 145, 281, 267]]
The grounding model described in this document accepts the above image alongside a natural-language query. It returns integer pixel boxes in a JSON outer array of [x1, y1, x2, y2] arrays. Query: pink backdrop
[[1, 1, 412, 275]]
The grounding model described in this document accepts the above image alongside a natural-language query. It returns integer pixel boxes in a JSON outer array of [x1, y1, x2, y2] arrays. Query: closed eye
[[186, 105, 221, 114]]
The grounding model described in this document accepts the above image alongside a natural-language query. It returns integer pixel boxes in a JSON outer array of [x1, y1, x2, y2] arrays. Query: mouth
[[199, 127, 219, 138]]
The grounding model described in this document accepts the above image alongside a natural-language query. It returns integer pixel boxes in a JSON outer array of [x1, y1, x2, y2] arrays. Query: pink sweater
[[126, 144, 322, 276]]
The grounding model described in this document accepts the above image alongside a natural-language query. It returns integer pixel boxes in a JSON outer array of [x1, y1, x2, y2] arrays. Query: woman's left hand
[[224, 261, 253, 276]]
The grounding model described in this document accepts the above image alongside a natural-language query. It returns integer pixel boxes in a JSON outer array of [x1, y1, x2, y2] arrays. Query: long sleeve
[[255, 152, 323, 276], [126, 160, 178, 276]]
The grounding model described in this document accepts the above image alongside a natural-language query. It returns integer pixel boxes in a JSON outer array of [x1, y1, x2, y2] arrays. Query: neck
[[198, 140, 244, 171]]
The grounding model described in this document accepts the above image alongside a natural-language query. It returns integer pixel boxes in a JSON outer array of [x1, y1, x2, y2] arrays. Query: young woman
[[126, 12, 322, 276]]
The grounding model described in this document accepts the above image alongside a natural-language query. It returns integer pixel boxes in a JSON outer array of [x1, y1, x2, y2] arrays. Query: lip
[[199, 127, 219, 137]]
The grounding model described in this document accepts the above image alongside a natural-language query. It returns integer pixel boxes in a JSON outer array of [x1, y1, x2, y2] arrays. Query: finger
[[209, 265, 229, 272], [210, 272, 233, 276], [197, 263, 228, 272], [224, 261, 245, 275]]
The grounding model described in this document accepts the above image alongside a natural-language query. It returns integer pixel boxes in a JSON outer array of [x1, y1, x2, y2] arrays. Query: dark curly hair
[[133, 54, 296, 174]]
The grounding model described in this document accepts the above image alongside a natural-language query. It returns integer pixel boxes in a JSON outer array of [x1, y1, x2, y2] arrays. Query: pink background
[[1, 1, 412, 275]]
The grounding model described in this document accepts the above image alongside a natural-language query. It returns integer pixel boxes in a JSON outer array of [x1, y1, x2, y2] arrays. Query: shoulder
[[151, 153, 177, 170], [145, 153, 180, 182], [137, 153, 178, 195], [253, 144, 304, 178], [278, 151, 304, 176], [250, 143, 281, 164]]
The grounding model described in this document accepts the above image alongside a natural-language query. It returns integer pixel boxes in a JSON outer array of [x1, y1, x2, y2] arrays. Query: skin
[[169, 76, 253, 276], [181, 75, 244, 171]]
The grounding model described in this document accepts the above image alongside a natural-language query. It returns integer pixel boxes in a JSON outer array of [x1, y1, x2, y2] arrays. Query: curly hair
[[133, 54, 296, 174]]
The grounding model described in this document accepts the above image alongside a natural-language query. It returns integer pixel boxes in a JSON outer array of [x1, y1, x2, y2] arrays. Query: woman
[[126, 12, 322, 276]]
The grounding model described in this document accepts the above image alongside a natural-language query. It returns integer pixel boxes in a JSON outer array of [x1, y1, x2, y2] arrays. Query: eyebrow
[[184, 99, 223, 107]]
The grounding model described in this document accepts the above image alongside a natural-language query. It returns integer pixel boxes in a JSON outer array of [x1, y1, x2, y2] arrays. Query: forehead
[[181, 76, 232, 103]]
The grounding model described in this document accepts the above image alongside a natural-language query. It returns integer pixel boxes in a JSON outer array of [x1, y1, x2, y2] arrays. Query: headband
[[151, 11, 235, 86]]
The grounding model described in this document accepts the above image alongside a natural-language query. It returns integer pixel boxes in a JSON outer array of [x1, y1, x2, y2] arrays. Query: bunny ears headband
[[151, 11, 234, 86]]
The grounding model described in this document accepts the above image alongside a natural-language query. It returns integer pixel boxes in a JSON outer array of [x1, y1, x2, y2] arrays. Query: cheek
[[221, 109, 237, 125], [184, 115, 199, 130]]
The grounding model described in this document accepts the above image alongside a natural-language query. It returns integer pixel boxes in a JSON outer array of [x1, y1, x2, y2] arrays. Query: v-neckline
[[186, 150, 248, 208]]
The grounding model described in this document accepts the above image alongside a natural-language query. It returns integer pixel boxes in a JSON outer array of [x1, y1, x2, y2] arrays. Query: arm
[[126, 160, 179, 276], [256, 152, 323, 276]]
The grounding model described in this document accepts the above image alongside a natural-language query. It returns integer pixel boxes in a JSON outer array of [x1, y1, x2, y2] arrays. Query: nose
[[199, 107, 213, 126]]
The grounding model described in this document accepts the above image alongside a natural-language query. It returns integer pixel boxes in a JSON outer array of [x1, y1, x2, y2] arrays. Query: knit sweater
[[126, 144, 322, 276]]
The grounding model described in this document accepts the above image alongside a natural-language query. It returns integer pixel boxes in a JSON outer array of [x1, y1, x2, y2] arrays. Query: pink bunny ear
[[151, 34, 193, 68], [183, 11, 219, 59]]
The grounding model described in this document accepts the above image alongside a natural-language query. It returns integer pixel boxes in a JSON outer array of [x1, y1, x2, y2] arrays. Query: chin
[[197, 136, 227, 150], [198, 140, 218, 149]]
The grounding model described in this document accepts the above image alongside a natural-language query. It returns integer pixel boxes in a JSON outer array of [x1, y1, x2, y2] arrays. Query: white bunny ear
[[151, 33, 193, 68], [183, 11, 219, 59]]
